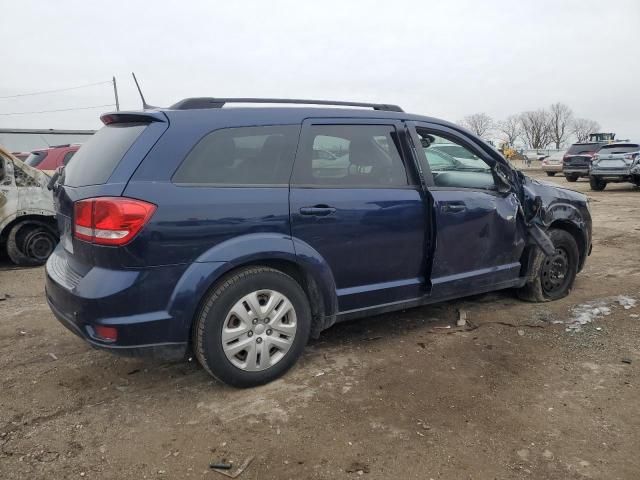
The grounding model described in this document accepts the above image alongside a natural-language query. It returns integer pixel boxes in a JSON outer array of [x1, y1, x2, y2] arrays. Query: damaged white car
[[0, 145, 58, 266]]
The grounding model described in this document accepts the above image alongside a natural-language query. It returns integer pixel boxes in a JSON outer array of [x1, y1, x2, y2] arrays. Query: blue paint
[[45, 105, 592, 357]]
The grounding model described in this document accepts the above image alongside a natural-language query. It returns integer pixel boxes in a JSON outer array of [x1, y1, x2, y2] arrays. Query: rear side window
[[173, 125, 299, 185], [25, 151, 48, 167], [293, 124, 409, 187], [64, 123, 147, 187]]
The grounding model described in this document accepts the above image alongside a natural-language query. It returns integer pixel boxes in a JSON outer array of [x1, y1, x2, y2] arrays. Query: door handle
[[441, 202, 466, 213], [299, 205, 336, 216]]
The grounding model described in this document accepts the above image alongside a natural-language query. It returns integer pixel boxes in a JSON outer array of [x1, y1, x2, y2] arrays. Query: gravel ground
[[1, 171, 639, 479]]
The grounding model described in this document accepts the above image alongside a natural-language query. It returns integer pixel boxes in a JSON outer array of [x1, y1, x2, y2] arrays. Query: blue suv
[[46, 98, 592, 387]]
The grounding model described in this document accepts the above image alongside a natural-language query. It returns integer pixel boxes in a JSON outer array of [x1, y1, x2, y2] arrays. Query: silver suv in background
[[589, 142, 640, 191]]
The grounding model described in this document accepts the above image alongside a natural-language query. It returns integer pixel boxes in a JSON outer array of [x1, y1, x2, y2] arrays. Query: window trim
[[170, 124, 302, 187], [291, 118, 417, 189]]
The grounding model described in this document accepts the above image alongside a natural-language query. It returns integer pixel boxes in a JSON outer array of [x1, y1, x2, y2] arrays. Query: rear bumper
[[46, 294, 187, 359], [562, 167, 589, 176], [590, 168, 633, 179], [45, 247, 191, 359]]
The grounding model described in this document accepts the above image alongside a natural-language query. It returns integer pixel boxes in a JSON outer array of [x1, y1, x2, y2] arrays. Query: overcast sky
[[1, 0, 639, 142]]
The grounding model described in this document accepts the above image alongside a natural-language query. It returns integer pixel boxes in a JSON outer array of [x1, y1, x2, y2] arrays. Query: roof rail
[[169, 97, 404, 112]]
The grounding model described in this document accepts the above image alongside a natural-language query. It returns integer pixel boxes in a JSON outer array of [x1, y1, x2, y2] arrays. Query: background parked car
[[562, 142, 604, 182], [589, 142, 640, 191], [24, 144, 79, 173], [11, 151, 30, 161], [540, 150, 565, 176]]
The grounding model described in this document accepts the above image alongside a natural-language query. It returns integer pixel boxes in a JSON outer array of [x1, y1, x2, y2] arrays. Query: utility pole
[[112, 76, 120, 111]]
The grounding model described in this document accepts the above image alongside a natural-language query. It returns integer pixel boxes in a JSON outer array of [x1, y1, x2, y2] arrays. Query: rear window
[[25, 151, 48, 167], [598, 144, 640, 154], [64, 123, 147, 187], [566, 143, 600, 155], [173, 125, 299, 185]]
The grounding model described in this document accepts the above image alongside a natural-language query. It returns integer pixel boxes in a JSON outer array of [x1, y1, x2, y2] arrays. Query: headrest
[[213, 136, 237, 167], [260, 135, 285, 159], [349, 136, 380, 167]]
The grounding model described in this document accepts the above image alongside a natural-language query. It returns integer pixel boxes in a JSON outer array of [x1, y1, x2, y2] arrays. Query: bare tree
[[458, 113, 493, 138], [572, 118, 601, 143], [496, 115, 521, 146], [520, 110, 552, 149], [548, 102, 573, 149]]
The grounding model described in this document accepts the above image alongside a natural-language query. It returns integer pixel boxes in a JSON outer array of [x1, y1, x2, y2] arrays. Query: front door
[[289, 120, 428, 313], [408, 121, 525, 297]]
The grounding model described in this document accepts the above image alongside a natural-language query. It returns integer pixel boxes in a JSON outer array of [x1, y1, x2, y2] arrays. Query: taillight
[[74, 197, 156, 246]]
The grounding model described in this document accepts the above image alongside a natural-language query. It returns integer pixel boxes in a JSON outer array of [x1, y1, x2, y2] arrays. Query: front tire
[[589, 176, 607, 191], [565, 174, 578, 182], [546, 172, 556, 177], [193, 266, 311, 388], [517, 229, 579, 302]]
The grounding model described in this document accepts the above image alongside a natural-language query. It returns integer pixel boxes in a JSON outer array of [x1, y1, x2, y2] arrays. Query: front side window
[[417, 130, 495, 190], [173, 125, 299, 185], [294, 124, 409, 187]]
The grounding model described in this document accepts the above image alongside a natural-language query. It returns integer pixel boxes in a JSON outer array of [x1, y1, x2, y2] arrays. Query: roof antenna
[[131, 72, 156, 109]]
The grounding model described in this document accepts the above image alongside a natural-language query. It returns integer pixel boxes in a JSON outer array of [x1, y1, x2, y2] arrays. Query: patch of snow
[[618, 296, 637, 310], [561, 295, 637, 331]]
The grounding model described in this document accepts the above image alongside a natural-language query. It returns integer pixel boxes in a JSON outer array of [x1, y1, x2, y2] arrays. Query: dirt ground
[[1, 171, 639, 480]]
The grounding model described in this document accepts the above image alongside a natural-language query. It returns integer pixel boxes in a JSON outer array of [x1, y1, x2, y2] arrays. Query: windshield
[[419, 135, 491, 173], [566, 143, 600, 155], [423, 148, 461, 170], [25, 151, 47, 167], [431, 144, 478, 160]]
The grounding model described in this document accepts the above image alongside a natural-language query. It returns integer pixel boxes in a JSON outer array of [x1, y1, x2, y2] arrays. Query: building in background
[[0, 128, 94, 154]]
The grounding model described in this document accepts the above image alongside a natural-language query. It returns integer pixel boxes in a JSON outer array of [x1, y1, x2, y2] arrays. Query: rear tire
[[546, 172, 556, 177], [564, 174, 578, 182], [193, 266, 311, 388], [517, 229, 579, 302], [6, 221, 57, 266], [589, 176, 606, 191]]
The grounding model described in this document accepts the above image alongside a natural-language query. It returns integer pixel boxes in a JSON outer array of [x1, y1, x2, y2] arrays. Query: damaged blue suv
[[46, 98, 592, 387]]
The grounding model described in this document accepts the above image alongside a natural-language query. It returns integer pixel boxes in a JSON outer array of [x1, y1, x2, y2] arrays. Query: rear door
[[407, 121, 525, 297], [289, 119, 428, 313]]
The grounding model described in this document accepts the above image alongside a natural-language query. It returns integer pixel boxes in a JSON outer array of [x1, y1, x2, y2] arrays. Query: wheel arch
[[169, 234, 339, 344]]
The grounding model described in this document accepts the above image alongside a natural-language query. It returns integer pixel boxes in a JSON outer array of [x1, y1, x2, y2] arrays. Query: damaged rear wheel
[[517, 229, 579, 302], [6, 220, 58, 266]]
